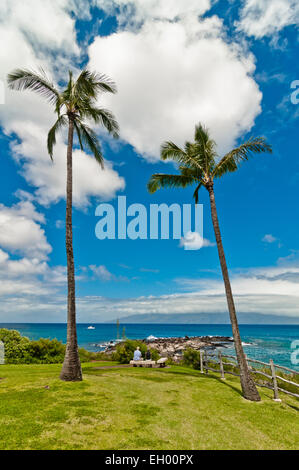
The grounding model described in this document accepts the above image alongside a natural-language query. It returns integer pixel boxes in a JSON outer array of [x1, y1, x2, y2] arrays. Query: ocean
[[0, 323, 298, 371]]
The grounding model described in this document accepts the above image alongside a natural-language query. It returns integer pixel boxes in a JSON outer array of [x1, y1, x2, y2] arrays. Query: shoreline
[[102, 335, 235, 361]]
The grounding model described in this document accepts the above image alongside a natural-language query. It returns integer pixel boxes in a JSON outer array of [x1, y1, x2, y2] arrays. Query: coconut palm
[[148, 124, 272, 401], [7, 68, 119, 381]]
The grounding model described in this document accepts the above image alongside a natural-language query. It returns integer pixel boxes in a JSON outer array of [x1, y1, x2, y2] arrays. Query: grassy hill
[[0, 362, 298, 450]]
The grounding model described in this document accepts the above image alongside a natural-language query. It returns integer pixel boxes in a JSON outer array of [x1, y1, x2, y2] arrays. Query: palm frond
[[147, 173, 194, 194], [73, 121, 84, 151], [47, 115, 68, 160], [213, 137, 272, 178], [194, 123, 211, 146], [193, 124, 217, 173], [161, 141, 204, 171], [7, 68, 59, 105], [75, 70, 117, 97], [75, 121, 104, 168], [80, 107, 119, 138], [193, 183, 203, 204]]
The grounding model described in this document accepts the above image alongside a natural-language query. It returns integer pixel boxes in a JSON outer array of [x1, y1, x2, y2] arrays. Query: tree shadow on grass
[[160, 367, 244, 397]]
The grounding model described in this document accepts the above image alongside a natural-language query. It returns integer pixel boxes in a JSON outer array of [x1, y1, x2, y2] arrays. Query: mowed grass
[[0, 362, 298, 450]]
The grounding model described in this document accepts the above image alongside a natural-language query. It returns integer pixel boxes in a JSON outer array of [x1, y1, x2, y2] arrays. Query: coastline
[[0, 323, 298, 370], [102, 335, 234, 361]]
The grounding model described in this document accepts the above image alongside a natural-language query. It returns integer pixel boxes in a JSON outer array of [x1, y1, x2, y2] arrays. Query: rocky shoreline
[[102, 335, 234, 362]]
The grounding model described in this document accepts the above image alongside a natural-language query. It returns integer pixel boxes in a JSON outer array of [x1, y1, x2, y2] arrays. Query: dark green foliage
[[182, 348, 202, 370], [28, 338, 65, 364], [149, 348, 160, 361], [0, 329, 31, 364], [0, 329, 105, 364]]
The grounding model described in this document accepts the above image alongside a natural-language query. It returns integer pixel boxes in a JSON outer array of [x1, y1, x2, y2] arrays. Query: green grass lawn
[[0, 362, 298, 450]]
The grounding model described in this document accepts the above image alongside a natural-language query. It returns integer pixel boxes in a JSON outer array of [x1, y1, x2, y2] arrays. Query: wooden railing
[[200, 350, 299, 402]]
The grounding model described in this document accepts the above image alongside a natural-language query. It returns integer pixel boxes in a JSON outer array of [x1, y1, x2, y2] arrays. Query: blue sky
[[0, 0, 299, 323]]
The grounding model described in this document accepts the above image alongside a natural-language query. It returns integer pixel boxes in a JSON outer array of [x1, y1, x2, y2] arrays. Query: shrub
[[183, 348, 201, 370], [149, 348, 160, 361], [0, 328, 108, 364], [78, 348, 110, 362], [0, 329, 32, 364]]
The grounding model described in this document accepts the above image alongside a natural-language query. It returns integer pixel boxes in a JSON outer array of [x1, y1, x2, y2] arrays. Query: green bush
[[183, 348, 201, 370], [0, 329, 32, 364], [0, 328, 108, 364], [149, 348, 160, 361], [78, 348, 110, 363]]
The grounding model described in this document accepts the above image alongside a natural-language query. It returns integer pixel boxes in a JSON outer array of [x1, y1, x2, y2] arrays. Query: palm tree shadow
[[159, 367, 244, 397]]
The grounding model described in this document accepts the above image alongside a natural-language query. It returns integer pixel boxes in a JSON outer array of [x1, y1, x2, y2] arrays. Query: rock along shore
[[103, 335, 234, 362]]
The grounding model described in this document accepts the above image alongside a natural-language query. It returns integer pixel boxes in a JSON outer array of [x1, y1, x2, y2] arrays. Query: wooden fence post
[[218, 351, 225, 380], [199, 349, 204, 374], [270, 359, 281, 402], [204, 350, 208, 374]]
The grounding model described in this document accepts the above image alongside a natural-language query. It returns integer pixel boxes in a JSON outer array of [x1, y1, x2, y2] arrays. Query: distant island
[[108, 313, 299, 324]]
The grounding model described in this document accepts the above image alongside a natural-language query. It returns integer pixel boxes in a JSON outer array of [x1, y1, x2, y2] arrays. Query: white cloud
[[55, 220, 64, 229], [90, 264, 114, 281], [262, 234, 277, 243], [237, 0, 299, 38], [0, 200, 51, 260], [180, 231, 215, 250], [96, 0, 211, 24], [0, 1, 125, 208], [88, 14, 262, 160], [10, 126, 125, 207], [1, 258, 299, 322], [89, 264, 130, 282], [0, 0, 80, 57]]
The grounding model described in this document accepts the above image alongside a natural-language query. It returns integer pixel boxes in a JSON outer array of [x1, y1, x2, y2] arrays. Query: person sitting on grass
[[133, 346, 142, 361]]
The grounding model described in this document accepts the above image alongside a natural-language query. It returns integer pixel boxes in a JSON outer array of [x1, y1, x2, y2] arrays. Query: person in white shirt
[[133, 346, 142, 361]]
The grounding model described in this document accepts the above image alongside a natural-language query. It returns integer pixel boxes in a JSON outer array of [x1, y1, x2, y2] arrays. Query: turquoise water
[[0, 323, 298, 370]]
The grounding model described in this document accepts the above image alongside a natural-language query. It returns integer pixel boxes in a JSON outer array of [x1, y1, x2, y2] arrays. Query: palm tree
[[7, 68, 119, 381], [148, 124, 272, 401]]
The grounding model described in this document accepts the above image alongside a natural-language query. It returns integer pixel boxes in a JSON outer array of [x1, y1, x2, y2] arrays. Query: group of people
[[133, 346, 151, 361]]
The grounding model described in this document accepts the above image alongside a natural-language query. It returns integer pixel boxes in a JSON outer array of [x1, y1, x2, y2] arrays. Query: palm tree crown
[[148, 124, 272, 200], [7, 68, 119, 165]]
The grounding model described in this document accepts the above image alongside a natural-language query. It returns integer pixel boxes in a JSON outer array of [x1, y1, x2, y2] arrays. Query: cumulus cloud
[[0, 1, 124, 208], [180, 232, 215, 250], [0, 199, 51, 260], [88, 14, 262, 160], [10, 126, 125, 207], [237, 0, 299, 38], [0, 0, 80, 56], [96, 0, 211, 24]]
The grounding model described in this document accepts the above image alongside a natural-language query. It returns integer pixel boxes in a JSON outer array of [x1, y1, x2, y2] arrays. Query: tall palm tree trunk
[[60, 117, 82, 382], [207, 182, 260, 401]]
